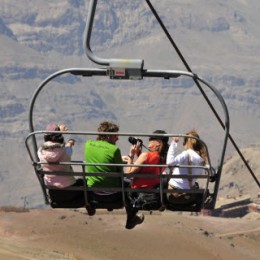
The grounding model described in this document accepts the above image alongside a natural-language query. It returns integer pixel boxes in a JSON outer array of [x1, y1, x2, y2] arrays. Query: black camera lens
[[128, 136, 138, 145], [128, 136, 143, 145]]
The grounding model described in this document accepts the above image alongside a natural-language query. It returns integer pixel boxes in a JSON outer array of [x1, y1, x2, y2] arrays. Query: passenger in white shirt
[[166, 130, 207, 191]]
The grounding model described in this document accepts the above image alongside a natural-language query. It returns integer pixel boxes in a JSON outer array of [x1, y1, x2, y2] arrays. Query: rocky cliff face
[[0, 0, 259, 207]]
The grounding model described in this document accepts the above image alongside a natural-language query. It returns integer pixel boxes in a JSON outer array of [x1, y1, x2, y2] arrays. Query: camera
[[128, 136, 143, 145]]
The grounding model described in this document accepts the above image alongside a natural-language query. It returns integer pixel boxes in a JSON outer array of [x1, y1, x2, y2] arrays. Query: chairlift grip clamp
[[106, 59, 144, 80]]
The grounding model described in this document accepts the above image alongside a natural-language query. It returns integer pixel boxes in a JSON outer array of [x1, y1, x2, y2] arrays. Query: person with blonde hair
[[166, 129, 207, 195]]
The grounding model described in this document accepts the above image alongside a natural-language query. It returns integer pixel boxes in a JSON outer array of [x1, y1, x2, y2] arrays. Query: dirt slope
[[0, 208, 259, 260]]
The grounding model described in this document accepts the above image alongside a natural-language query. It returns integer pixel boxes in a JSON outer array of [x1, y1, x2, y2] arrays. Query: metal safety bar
[[26, 129, 215, 210]]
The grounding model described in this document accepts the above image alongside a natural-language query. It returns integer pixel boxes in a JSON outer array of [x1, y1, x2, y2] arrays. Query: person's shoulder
[[187, 149, 202, 159], [86, 139, 101, 146], [85, 139, 92, 146], [140, 151, 149, 159], [148, 151, 159, 156], [85, 139, 99, 150], [180, 150, 190, 158], [86, 139, 95, 144], [87, 140, 117, 150]]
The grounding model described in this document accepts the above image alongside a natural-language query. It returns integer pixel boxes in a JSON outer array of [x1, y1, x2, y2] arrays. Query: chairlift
[[25, 0, 231, 215]]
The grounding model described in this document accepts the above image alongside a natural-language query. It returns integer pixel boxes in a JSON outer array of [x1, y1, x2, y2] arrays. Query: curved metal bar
[[195, 75, 230, 170], [28, 68, 106, 160], [194, 76, 229, 207], [28, 68, 228, 172], [28, 68, 183, 135], [83, 0, 143, 70], [83, 0, 107, 65]]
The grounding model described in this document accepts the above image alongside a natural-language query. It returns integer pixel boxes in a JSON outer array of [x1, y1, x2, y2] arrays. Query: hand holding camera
[[128, 136, 143, 146], [128, 136, 143, 158]]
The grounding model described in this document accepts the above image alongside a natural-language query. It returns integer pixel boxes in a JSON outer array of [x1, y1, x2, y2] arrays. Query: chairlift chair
[[25, 0, 230, 215]]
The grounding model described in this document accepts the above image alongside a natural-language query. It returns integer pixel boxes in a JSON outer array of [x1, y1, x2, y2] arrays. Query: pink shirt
[[38, 142, 76, 188]]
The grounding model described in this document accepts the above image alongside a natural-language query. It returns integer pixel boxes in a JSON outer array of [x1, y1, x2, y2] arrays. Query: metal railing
[[26, 131, 214, 211]]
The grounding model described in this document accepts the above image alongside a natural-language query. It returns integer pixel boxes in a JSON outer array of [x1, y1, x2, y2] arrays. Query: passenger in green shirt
[[85, 121, 123, 197], [84, 121, 144, 229], [85, 138, 123, 189]]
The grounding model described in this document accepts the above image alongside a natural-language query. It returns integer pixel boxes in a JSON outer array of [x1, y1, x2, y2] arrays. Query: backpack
[[128, 191, 161, 211]]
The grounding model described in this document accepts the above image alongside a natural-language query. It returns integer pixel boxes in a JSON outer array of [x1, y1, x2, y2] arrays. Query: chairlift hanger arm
[[84, 0, 144, 80]]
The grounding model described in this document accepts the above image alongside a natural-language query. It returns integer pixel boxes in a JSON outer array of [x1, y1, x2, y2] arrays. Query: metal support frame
[[28, 68, 229, 209]]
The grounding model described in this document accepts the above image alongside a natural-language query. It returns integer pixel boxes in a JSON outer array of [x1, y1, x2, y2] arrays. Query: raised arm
[[166, 138, 178, 165]]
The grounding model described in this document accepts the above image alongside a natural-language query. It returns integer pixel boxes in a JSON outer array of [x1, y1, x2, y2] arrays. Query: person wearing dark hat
[[38, 123, 84, 206], [124, 130, 169, 228]]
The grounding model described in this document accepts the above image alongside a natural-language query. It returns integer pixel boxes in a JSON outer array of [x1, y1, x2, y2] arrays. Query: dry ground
[[0, 207, 259, 260]]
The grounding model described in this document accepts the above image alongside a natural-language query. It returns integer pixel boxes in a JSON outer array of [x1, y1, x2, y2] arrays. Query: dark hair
[[149, 130, 169, 164], [149, 130, 169, 144], [44, 134, 64, 144], [96, 121, 119, 141], [160, 142, 169, 164], [44, 125, 64, 144]]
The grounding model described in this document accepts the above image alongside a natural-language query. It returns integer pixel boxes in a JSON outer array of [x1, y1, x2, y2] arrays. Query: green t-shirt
[[85, 140, 123, 188]]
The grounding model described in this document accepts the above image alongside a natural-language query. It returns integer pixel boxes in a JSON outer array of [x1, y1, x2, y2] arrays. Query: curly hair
[[96, 121, 119, 141]]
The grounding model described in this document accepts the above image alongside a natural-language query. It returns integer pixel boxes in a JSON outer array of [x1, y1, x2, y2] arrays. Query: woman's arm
[[167, 137, 191, 166], [166, 139, 178, 165], [65, 139, 75, 158], [125, 152, 147, 174]]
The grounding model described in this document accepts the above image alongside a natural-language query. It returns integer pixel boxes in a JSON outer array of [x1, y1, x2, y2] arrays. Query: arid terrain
[[0, 1, 259, 259], [0, 207, 259, 260]]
